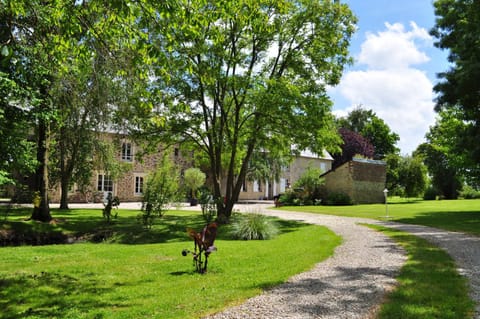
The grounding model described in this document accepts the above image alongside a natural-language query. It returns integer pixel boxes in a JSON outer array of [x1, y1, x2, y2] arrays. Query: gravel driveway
[[205, 209, 407, 319], [382, 222, 480, 319], [204, 206, 480, 319]]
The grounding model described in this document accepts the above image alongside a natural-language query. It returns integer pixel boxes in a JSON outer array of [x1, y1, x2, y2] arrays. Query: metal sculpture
[[182, 222, 218, 273]]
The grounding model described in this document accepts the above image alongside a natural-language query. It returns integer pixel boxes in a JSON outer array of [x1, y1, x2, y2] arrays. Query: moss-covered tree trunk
[[31, 118, 52, 222]]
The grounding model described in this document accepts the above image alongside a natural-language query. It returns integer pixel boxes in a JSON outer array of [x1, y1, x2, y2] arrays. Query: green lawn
[[0, 208, 340, 319], [1, 199, 478, 318], [277, 199, 478, 318], [277, 198, 480, 236], [370, 225, 474, 319]]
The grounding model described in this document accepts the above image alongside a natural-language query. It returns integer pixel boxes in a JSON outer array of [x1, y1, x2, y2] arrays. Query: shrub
[[198, 187, 217, 222], [293, 167, 324, 202], [324, 192, 352, 206], [140, 156, 180, 228], [278, 189, 298, 206], [183, 167, 206, 204], [277, 167, 326, 207], [459, 185, 480, 199], [423, 186, 438, 200], [231, 213, 279, 240]]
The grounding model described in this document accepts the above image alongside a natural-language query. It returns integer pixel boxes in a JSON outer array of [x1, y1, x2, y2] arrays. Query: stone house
[[48, 139, 385, 204], [49, 134, 334, 203], [323, 157, 387, 204], [49, 133, 191, 203], [238, 150, 334, 200]]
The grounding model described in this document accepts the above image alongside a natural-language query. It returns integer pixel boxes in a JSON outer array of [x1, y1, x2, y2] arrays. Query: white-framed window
[[135, 176, 144, 196], [97, 174, 113, 192], [320, 162, 327, 173], [121, 142, 133, 162], [280, 178, 286, 192]]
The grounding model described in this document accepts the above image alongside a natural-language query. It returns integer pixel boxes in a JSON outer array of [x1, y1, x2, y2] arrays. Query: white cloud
[[339, 68, 434, 153], [358, 22, 432, 69], [334, 22, 436, 154]]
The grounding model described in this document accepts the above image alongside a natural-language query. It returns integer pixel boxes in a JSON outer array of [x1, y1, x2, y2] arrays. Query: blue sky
[[328, 0, 450, 154]]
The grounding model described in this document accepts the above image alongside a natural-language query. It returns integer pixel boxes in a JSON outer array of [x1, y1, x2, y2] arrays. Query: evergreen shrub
[[324, 192, 352, 206]]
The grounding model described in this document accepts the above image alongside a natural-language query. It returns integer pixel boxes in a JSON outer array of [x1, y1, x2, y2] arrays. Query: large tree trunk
[[215, 139, 256, 223], [31, 119, 52, 222], [59, 128, 70, 210], [59, 174, 69, 210]]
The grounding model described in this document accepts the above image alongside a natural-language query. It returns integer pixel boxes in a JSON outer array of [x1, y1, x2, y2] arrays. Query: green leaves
[[133, 0, 356, 214], [1, 45, 9, 57], [430, 0, 480, 179], [2, 0, 357, 216]]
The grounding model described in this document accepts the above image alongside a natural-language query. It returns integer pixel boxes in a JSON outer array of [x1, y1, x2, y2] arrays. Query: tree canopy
[[398, 156, 427, 198], [414, 107, 470, 199], [2, 0, 357, 221], [1, 0, 151, 219], [415, 142, 462, 199], [332, 128, 374, 169], [130, 0, 357, 219], [430, 0, 480, 176], [336, 106, 399, 159], [385, 153, 428, 198]]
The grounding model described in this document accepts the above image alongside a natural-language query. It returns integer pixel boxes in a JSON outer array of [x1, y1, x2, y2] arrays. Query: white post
[[383, 188, 389, 218]]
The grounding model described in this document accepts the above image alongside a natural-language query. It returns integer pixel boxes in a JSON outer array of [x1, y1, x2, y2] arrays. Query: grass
[[0, 208, 341, 319], [369, 224, 474, 319], [277, 199, 478, 318], [2, 199, 478, 318], [277, 198, 480, 236]]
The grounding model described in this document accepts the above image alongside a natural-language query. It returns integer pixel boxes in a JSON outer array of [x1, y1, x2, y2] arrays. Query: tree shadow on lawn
[[0, 271, 128, 319], [109, 213, 308, 245], [386, 199, 423, 205], [0, 206, 32, 219], [273, 218, 309, 233], [395, 211, 480, 236], [1, 209, 311, 246], [109, 214, 207, 244]]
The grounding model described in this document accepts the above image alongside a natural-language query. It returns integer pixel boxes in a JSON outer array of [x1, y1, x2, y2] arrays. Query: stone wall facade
[[49, 133, 191, 203], [324, 158, 386, 204], [47, 135, 333, 203]]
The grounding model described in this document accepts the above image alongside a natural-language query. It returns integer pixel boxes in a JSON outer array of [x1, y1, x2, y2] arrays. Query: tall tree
[[398, 155, 427, 198], [133, 0, 356, 221], [0, 54, 37, 187], [430, 0, 480, 176], [2, 1, 150, 218], [427, 107, 479, 187], [332, 128, 374, 169], [48, 5, 148, 210], [336, 106, 399, 159], [415, 142, 462, 199], [415, 107, 473, 198], [2, 2, 60, 221]]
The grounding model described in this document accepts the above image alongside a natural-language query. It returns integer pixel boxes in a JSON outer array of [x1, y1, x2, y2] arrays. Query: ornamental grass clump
[[232, 213, 279, 240]]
